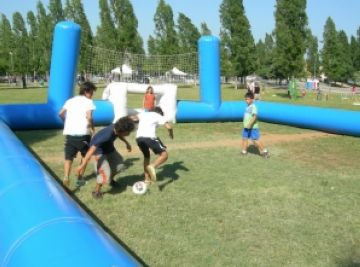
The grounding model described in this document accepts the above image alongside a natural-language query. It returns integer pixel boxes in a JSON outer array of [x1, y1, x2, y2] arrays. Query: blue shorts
[[242, 128, 260, 140]]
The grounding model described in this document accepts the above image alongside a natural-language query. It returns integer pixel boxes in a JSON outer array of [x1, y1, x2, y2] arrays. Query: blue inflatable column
[[0, 119, 140, 267], [48, 21, 81, 111], [198, 36, 221, 108], [176, 36, 222, 121]]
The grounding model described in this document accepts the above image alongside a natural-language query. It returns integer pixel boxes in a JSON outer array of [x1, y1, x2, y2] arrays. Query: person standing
[[59, 81, 97, 188], [76, 116, 135, 199], [134, 107, 174, 184], [241, 91, 269, 158], [143, 86, 156, 112]]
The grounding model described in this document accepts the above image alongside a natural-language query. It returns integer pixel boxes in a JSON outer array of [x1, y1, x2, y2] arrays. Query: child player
[[76, 116, 135, 199], [134, 106, 173, 184], [241, 91, 269, 158]]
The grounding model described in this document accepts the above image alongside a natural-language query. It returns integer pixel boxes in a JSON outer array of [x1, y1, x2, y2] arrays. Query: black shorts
[[136, 137, 166, 158], [64, 135, 91, 160]]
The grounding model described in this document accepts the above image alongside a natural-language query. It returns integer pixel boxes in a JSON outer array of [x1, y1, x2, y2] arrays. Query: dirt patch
[[41, 132, 330, 163], [166, 131, 330, 151]]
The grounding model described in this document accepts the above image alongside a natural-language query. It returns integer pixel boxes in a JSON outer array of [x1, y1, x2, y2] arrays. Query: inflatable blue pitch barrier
[[0, 22, 140, 267], [0, 20, 360, 267]]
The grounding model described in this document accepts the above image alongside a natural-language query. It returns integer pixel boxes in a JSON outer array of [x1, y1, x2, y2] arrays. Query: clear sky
[[1, 0, 359, 45]]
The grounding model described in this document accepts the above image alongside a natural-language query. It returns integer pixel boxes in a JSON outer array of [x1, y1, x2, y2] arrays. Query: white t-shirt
[[136, 112, 167, 138], [62, 95, 96, 135]]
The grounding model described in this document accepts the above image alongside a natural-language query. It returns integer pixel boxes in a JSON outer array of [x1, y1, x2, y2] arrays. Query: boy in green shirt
[[242, 91, 269, 158]]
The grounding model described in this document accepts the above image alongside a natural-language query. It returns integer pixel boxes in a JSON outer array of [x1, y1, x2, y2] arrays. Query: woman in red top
[[143, 86, 155, 111]]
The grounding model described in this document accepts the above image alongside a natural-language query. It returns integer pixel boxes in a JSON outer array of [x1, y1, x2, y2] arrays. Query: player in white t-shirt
[[135, 107, 174, 184], [59, 81, 97, 188]]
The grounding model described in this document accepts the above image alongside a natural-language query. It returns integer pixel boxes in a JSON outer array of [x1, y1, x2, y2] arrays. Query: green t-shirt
[[243, 103, 259, 129]]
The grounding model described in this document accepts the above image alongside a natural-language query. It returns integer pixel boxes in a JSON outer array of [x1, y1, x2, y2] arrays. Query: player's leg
[[147, 138, 168, 182], [241, 128, 250, 155], [63, 136, 77, 187], [107, 150, 125, 187], [136, 137, 152, 183], [251, 129, 269, 158], [92, 154, 110, 199]]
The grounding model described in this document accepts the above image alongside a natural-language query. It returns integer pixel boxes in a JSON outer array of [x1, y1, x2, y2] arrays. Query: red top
[[143, 93, 155, 110]]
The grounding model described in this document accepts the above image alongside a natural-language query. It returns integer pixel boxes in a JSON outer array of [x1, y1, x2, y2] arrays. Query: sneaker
[[63, 178, 70, 188], [144, 179, 152, 186], [92, 191, 103, 200], [76, 178, 86, 187], [109, 179, 119, 187], [262, 151, 270, 159], [146, 165, 157, 182], [241, 151, 248, 156]]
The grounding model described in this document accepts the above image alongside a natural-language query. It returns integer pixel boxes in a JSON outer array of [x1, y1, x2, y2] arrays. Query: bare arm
[[246, 114, 257, 129], [76, 145, 96, 175], [119, 136, 132, 152], [164, 122, 174, 139], [86, 110, 95, 135], [58, 108, 66, 121]]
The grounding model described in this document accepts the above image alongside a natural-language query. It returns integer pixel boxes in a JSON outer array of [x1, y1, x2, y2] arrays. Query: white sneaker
[[146, 165, 157, 182]]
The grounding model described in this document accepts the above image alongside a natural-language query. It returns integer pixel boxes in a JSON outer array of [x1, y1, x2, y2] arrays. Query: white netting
[[85, 46, 198, 85]]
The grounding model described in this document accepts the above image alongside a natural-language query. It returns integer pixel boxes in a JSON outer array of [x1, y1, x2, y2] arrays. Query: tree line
[[0, 0, 360, 85]]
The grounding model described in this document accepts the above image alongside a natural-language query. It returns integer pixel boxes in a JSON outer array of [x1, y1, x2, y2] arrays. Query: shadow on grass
[[157, 161, 189, 191], [247, 144, 261, 156], [28, 148, 148, 266]]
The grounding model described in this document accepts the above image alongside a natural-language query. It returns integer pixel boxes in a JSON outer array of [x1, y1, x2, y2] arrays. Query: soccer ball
[[132, 181, 148, 195]]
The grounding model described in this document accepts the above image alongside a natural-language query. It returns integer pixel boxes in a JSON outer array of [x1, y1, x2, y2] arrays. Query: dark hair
[[244, 91, 254, 99], [153, 106, 164, 116], [114, 116, 135, 134], [79, 81, 97, 95]]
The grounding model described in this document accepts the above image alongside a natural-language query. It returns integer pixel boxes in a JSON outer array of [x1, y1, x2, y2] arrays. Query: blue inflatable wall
[[176, 35, 360, 136], [1, 20, 360, 267], [0, 22, 139, 267]]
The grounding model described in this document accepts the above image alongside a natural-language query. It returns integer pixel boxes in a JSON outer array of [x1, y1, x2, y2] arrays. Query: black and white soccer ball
[[132, 181, 148, 195]]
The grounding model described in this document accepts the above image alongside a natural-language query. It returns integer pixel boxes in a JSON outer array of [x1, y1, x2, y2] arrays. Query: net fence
[[85, 46, 198, 85]]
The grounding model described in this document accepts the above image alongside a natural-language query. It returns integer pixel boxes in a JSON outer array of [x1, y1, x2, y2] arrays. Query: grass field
[[2, 83, 360, 266]]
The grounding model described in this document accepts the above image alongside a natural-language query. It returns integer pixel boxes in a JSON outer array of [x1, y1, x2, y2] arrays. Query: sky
[[1, 0, 360, 45]]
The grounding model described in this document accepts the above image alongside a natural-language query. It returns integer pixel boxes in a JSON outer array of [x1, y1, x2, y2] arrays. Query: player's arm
[[86, 110, 95, 135], [58, 108, 66, 121], [119, 136, 132, 152], [247, 114, 257, 129], [164, 122, 174, 139], [76, 145, 96, 174]]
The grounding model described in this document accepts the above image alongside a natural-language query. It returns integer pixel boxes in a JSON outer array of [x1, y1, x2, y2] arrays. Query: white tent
[[171, 67, 186, 76], [111, 67, 121, 74], [122, 64, 133, 75]]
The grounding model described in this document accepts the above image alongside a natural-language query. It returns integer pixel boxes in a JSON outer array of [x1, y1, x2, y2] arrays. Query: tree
[[200, 22, 212, 36], [65, 0, 93, 72], [350, 36, 360, 72], [148, 0, 178, 55], [219, 0, 257, 78], [305, 31, 320, 78], [36, 1, 53, 76], [27, 11, 41, 80], [337, 30, 352, 82], [350, 27, 360, 75], [256, 33, 275, 79], [64, 0, 75, 20], [273, 0, 308, 80], [177, 13, 200, 53], [111, 0, 144, 53], [147, 35, 156, 54], [12, 12, 30, 88], [95, 0, 117, 50], [0, 14, 14, 75], [48, 0, 64, 24], [322, 17, 342, 83]]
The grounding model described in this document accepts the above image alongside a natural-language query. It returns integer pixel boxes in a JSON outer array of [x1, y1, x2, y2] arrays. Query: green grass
[[15, 122, 360, 266], [3, 83, 360, 266]]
